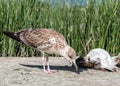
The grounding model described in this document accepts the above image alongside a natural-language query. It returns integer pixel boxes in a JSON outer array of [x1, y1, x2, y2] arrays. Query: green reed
[[0, 0, 119, 57]]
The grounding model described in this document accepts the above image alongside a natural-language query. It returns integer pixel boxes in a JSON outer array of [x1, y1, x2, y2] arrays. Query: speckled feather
[[16, 29, 67, 53]]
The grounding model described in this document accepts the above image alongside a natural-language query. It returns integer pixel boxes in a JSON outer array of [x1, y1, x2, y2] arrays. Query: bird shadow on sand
[[19, 63, 88, 74]]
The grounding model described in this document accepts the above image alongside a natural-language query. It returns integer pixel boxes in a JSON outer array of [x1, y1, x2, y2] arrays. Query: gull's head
[[65, 46, 79, 71]]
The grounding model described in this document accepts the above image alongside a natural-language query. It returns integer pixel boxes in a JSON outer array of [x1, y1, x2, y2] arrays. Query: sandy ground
[[0, 57, 120, 86]]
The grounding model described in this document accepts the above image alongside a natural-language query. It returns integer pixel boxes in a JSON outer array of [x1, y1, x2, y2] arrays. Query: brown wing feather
[[19, 29, 67, 51]]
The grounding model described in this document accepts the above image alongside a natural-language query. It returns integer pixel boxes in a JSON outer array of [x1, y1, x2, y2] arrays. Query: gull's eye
[[68, 54, 72, 59]]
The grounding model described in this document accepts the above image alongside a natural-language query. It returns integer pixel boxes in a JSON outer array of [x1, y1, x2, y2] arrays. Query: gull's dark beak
[[72, 60, 78, 71]]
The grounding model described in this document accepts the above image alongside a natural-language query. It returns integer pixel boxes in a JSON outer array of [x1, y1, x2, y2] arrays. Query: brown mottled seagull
[[3, 28, 78, 74]]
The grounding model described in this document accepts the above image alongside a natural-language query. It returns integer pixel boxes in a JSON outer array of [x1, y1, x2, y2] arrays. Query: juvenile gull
[[3, 28, 78, 73]]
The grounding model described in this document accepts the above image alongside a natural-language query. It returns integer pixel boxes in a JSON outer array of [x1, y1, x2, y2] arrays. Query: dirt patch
[[0, 57, 120, 86]]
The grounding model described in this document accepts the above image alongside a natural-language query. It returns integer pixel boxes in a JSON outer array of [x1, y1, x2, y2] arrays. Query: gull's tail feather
[[3, 31, 21, 42]]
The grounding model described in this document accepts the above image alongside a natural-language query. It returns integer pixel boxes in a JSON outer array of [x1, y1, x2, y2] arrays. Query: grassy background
[[0, 0, 120, 57]]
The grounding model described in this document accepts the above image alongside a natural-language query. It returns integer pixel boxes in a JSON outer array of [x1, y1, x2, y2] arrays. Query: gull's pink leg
[[42, 52, 50, 73], [42, 53, 58, 74], [46, 56, 58, 73], [42, 55, 48, 73]]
